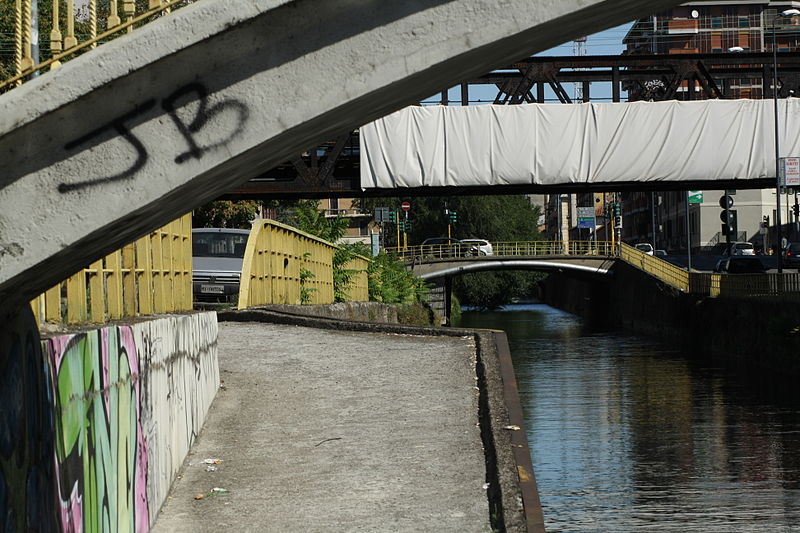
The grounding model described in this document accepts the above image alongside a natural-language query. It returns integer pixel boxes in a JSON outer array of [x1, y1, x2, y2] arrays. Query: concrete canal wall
[[541, 262, 800, 376], [0, 309, 218, 532]]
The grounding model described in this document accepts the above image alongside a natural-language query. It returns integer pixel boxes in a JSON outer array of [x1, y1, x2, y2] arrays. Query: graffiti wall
[[0, 309, 218, 532]]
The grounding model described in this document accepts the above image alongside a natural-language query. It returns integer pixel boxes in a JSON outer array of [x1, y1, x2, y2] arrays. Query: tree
[[192, 200, 261, 229], [362, 195, 545, 308]]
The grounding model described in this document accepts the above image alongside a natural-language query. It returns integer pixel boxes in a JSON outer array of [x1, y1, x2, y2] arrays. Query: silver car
[[192, 228, 250, 305], [460, 238, 494, 256]]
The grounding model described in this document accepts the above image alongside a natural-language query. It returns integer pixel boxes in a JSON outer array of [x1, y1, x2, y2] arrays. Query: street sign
[[780, 157, 800, 187], [401, 201, 411, 212], [374, 207, 390, 222], [577, 207, 596, 229], [688, 190, 703, 204]]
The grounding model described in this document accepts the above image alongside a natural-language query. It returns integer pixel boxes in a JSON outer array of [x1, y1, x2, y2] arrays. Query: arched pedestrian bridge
[[393, 242, 616, 280]]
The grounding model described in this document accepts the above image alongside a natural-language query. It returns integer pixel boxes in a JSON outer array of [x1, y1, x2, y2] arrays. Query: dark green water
[[455, 304, 800, 532]]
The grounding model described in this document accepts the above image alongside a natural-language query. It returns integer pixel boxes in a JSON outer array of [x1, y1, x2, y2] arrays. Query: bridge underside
[[412, 257, 616, 280], [0, 0, 684, 304]]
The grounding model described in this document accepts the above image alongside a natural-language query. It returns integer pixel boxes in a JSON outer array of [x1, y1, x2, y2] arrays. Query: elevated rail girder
[[224, 52, 800, 200]]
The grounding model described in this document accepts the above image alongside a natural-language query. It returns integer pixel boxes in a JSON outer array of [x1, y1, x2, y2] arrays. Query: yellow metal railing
[[341, 256, 370, 302], [387, 240, 617, 261], [30, 213, 192, 325], [3, 0, 195, 92], [238, 219, 370, 309], [618, 243, 690, 292]]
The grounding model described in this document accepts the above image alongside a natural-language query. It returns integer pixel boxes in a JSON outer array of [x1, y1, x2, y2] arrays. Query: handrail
[[3, 0, 196, 92], [238, 219, 370, 309], [29, 212, 192, 325], [387, 240, 617, 261]]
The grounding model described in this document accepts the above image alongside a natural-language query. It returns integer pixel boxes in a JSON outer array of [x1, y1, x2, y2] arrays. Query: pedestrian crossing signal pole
[[403, 212, 408, 249]]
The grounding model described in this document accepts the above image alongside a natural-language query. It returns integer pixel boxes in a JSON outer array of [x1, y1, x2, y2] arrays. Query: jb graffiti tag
[[59, 82, 249, 193]]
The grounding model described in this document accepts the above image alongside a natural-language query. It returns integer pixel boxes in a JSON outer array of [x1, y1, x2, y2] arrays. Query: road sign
[[401, 201, 411, 212], [688, 190, 703, 204], [577, 207, 595, 229], [780, 157, 800, 187], [374, 207, 390, 222]]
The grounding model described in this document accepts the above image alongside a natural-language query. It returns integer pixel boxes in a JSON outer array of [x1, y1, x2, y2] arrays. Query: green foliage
[[299, 264, 317, 305], [332, 243, 367, 302], [193, 200, 261, 229], [362, 195, 544, 308], [287, 200, 349, 243], [454, 271, 545, 309], [396, 303, 435, 326], [368, 251, 428, 304]]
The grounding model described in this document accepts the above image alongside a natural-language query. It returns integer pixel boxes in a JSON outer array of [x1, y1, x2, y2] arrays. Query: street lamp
[[771, 8, 800, 272]]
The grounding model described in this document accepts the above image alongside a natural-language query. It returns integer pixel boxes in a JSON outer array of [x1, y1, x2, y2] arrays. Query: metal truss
[[223, 52, 800, 199]]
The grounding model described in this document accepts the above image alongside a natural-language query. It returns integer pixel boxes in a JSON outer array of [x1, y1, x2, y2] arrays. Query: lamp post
[[771, 8, 800, 272]]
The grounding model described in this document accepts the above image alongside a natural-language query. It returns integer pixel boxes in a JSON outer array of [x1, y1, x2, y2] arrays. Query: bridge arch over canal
[[0, 0, 685, 305]]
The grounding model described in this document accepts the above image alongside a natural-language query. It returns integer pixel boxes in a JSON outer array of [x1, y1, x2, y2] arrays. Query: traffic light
[[613, 203, 621, 217], [400, 220, 412, 232], [448, 211, 458, 224], [719, 195, 737, 236], [389, 210, 398, 224], [720, 209, 738, 236]]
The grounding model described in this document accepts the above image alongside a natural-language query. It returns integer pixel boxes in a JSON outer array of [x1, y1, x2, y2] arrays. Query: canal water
[[455, 304, 800, 532]]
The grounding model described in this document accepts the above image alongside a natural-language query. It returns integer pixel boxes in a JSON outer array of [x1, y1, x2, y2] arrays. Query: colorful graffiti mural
[[0, 310, 218, 532], [48, 327, 150, 532], [0, 306, 59, 532]]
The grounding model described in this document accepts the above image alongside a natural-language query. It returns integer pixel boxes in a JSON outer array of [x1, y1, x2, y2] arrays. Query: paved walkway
[[151, 321, 491, 532]]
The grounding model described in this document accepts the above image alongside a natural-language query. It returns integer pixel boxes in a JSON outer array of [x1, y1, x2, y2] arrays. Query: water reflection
[[456, 304, 800, 532]]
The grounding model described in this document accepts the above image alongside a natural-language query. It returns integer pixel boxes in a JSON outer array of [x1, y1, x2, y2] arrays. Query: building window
[[330, 198, 339, 210]]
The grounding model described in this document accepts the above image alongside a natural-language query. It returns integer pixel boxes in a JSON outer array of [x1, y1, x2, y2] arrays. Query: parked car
[[654, 249, 668, 258], [192, 228, 250, 305], [460, 238, 494, 256], [715, 256, 768, 274], [783, 242, 800, 268], [634, 243, 654, 255], [420, 237, 470, 258], [722, 242, 755, 256]]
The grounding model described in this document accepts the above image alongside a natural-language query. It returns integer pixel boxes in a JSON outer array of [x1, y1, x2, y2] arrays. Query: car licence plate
[[200, 284, 225, 294]]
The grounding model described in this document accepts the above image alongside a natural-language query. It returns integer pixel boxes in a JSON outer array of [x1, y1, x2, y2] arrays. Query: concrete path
[[151, 321, 491, 532]]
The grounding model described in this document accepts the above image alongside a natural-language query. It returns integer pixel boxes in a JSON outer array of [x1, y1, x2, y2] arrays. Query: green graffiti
[[55, 328, 142, 532]]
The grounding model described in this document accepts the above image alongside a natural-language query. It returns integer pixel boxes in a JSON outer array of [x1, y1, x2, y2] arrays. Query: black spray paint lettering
[[162, 83, 249, 164], [59, 83, 249, 193], [59, 100, 156, 193]]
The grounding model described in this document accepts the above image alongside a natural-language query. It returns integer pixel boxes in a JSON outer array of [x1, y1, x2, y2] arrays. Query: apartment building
[[620, 1, 800, 253]]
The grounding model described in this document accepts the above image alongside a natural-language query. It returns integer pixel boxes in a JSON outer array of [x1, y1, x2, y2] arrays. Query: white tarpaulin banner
[[360, 99, 800, 188]]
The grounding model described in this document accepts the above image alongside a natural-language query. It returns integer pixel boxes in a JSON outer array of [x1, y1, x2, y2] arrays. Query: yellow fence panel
[[341, 256, 371, 302], [238, 219, 370, 309], [30, 213, 192, 325], [618, 243, 690, 292]]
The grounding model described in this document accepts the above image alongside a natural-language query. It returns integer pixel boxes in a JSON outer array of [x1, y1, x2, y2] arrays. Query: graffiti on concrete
[[162, 82, 249, 164], [0, 307, 59, 532], [48, 327, 150, 532], [60, 82, 249, 193], [136, 313, 220, 509], [1, 311, 218, 533]]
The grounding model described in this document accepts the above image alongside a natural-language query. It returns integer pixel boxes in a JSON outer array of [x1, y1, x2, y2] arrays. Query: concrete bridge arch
[[0, 0, 683, 305]]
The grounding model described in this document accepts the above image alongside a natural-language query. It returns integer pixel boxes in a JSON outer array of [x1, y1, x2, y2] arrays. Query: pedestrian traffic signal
[[720, 209, 738, 236]]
